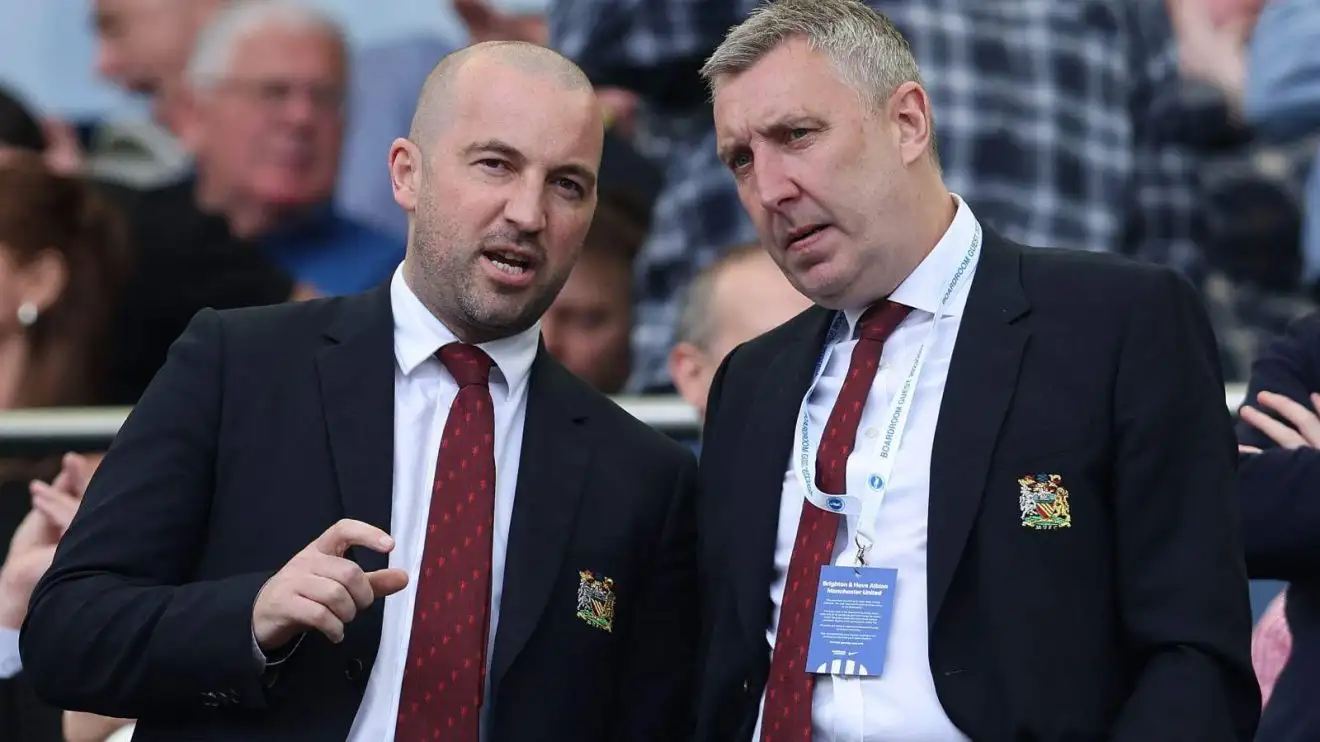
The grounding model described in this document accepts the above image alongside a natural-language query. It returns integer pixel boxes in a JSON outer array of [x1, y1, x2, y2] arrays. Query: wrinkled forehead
[[712, 45, 853, 144]]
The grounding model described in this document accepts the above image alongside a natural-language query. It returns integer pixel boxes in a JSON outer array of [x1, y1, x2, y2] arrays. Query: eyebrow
[[717, 114, 825, 164], [463, 139, 597, 192]]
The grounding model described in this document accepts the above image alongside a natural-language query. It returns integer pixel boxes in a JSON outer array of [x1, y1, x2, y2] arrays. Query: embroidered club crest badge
[[1018, 473, 1072, 530], [575, 570, 616, 632]]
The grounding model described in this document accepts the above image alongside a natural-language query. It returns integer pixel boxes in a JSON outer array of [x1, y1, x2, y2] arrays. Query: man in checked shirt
[[541, 0, 1211, 393]]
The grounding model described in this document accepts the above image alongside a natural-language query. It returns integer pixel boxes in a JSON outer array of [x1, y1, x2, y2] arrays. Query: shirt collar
[[390, 265, 540, 400], [843, 193, 980, 335]]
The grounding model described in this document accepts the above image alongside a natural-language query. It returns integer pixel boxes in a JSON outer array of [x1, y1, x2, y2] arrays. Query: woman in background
[[0, 153, 131, 742]]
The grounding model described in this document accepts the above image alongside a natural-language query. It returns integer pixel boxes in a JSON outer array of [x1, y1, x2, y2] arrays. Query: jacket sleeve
[[1107, 268, 1259, 741], [20, 309, 277, 718], [1234, 312, 1320, 579]]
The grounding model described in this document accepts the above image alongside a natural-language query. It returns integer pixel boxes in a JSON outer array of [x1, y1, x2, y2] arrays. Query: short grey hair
[[701, 0, 923, 108], [187, 0, 346, 91]]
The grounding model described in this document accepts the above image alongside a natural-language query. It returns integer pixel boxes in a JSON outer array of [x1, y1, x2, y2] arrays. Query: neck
[[867, 176, 957, 306], [194, 178, 313, 239], [401, 259, 518, 346], [0, 335, 31, 409]]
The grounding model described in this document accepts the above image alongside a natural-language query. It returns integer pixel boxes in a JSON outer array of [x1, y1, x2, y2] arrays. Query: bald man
[[20, 41, 698, 742], [669, 244, 813, 421]]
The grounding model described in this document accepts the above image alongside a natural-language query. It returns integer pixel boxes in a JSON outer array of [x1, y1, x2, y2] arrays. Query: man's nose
[[754, 152, 800, 210], [503, 182, 548, 233]]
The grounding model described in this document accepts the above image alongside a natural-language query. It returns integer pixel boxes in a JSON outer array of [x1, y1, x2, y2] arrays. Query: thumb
[[366, 568, 409, 598]]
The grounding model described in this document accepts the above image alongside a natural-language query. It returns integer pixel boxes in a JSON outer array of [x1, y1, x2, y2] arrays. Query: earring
[[16, 302, 37, 327]]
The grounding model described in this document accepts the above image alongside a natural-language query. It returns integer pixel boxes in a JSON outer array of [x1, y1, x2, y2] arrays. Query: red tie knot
[[437, 343, 494, 388], [856, 301, 912, 343]]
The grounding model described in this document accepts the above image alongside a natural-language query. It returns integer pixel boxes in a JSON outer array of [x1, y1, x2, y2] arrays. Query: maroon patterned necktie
[[395, 342, 497, 742], [760, 301, 912, 742]]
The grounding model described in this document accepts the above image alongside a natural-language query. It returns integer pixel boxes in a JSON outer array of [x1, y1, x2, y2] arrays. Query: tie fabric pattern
[[395, 343, 497, 742], [760, 301, 912, 742]]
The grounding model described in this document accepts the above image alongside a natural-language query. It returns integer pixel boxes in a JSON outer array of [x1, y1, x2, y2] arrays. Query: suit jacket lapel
[[927, 231, 1029, 624], [316, 285, 397, 574], [732, 308, 835, 647], [489, 347, 591, 692]]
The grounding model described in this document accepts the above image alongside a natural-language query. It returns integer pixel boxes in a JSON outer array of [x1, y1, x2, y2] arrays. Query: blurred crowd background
[[0, 0, 1315, 739]]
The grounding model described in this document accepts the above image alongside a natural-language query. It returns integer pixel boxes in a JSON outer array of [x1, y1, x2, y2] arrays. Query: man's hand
[[252, 519, 408, 652], [0, 510, 59, 629], [0, 452, 96, 628], [31, 452, 96, 532], [1240, 390, 1320, 449], [1167, 0, 1254, 106]]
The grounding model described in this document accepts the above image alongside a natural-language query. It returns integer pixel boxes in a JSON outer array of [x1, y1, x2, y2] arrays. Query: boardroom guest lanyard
[[792, 223, 982, 567]]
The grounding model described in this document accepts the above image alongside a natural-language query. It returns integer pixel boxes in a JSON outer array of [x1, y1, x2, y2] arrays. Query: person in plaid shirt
[[547, 0, 1209, 392]]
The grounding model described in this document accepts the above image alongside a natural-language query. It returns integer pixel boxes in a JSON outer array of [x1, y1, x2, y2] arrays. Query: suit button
[[345, 657, 365, 682], [742, 680, 749, 693]]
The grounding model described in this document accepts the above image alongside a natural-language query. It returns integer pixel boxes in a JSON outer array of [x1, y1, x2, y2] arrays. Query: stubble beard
[[408, 196, 570, 344]]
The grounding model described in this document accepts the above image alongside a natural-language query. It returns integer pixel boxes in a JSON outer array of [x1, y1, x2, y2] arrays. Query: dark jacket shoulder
[[542, 357, 695, 470]]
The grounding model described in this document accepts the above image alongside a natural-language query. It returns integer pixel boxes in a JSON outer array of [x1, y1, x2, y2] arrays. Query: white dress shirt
[[346, 266, 540, 741], [753, 196, 981, 742], [0, 625, 19, 679]]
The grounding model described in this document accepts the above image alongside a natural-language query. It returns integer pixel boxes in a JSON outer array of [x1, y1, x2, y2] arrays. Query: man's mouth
[[787, 224, 830, 247], [481, 246, 537, 277]]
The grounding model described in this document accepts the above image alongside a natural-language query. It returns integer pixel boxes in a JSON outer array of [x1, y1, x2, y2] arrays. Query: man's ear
[[887, 81, 934, 166], [390, 138, 423, 213], [669, 341, 710, 416], [167, 85, 205, 153]]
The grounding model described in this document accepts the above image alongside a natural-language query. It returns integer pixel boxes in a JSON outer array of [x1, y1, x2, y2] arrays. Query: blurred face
[[0, 245, 66, 343], [391, 59, 603, 343], [670, 254, 812, 418], [94, 0, 214, 105], [188, 26, 345, 209], [713, 38, 933, 310], [1201, 0, 1265, 26], [542, 250, 632, 393]]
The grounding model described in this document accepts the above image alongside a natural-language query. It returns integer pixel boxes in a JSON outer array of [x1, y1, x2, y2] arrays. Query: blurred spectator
[[0, 89, 83, 176], [0, 80, 306, 405], [1235, 311, 1320, 740], [88, 0, 220, 185], [667, 244, 811, 421], [0, 155, 131, 742], [542, 200, 644, 393], [1169, 0, 1320, 377], [173, 0, 403, 295], [94, 0, 228, 136]]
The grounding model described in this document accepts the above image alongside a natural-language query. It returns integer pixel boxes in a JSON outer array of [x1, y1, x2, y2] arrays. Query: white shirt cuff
[[0, 627, 22, 679]]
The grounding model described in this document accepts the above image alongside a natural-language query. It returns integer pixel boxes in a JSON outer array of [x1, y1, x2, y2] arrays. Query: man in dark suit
[[691, 1, 1258, 740], [1234, 313, 1320, 739], [19, 40, 697, 742]]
